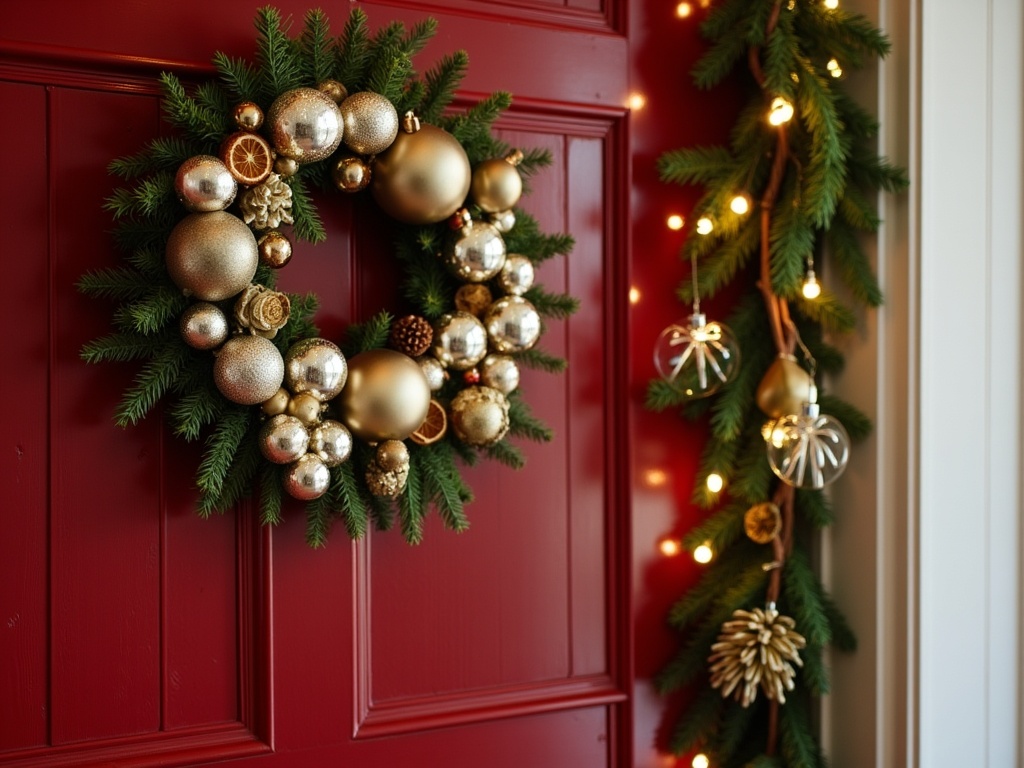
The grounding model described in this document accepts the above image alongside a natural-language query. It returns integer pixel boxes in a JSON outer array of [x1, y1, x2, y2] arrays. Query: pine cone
[[389, 315, 433, 357], [239, 173, 294, 230], [744, 502, 782, 544]]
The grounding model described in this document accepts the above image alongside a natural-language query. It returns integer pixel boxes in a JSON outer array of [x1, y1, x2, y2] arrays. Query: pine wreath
[[78, 6, 577, 547]]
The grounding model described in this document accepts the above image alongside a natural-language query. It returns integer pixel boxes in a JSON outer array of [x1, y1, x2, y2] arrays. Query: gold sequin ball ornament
[[339, 91, 400, 156], [450, 386, 510, 447], [213, 335, 285, 405]]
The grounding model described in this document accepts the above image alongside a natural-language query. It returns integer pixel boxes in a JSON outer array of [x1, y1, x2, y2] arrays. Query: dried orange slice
[[220, 131, 273, 186], [409, 399, 447, 446]]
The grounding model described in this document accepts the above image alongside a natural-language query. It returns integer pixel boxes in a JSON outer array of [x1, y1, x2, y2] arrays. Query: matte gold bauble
[[337, 349, 431, 442], [213, 335, 285, 405], [340, 91, 399, 156], [274, 156, 299, 178], [258, 230, 293, 269], [450, 386, 510, 447], [267, 87, 344, 164], [454, 283, 493, 318], [174, 155, 237, 212], [258, 414, 309, 464], [179, 302, 229, 350], [370, 122, 471, 225], [470, 150, 523, 213], [317, 78, 348, 104], [332, 155, 372, 193], [283, 453, 331, 500], [756, 354, 814, 419], [166, 211, 258, 301], [262, 387, 291, 416]]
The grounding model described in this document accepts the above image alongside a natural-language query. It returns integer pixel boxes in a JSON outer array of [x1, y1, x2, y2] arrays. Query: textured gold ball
[[375, 439, 409, 472], [165, 211, 258, 301], [283, 453, 331, 500], [450, 386, 510, 447], [471, 156, 523, 213], [233, 101, 264, 131], [454, 283, 493, 318], [332, 155, 372, 193], [213, 335, 285, 405], [340, 91, 399, 156], [317, 78, 349, 104], [267, 87, 344, 163], [262, 387, 291, 416], [258, 230, 293, 269], [174, 155, 237, 212], [756, 355, 814, 418], [179, 302, 229, 350], [371, 123, 471, 225], [338, 349, 431, 442], [287, 391, 324, 427]]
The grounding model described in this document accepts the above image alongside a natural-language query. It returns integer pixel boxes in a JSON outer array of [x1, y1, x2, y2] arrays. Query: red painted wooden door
[[0, 1, 634, 766]]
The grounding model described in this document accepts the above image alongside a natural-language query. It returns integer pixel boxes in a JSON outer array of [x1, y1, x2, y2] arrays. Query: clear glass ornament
[[766, 402, 850, 488], [653, 313, 740, 398]]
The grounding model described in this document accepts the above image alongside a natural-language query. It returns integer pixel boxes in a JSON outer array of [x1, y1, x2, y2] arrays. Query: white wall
[[825, 0, 1023, 765]]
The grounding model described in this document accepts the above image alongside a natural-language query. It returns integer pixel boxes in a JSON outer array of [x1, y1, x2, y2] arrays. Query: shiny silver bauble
[[179, 302, 229, 350], [174, 155, 237, 212], [432, 311, 488, 371], [496, 254, 535, 296], [479, 354, 520, 395], [284, 338, 348, 402], [213, 334, 285, 405], [416, 355, 447, 391], [258, 414, 310, 464], [484, 296, 541, 353], [340, 91, 399, 156], [165, 211, 258, 301], [283, 453, 331, 501], [308, 419, 353, 467], [267, 87, 344, 164], [444, 219, 507, 282]]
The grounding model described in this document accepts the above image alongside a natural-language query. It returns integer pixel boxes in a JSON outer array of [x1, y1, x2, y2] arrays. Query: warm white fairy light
[[768, 97, 795, 126], [628, 92, 647, 110], [706, 472, 724, 493], [667, 214, 685, 230], [696, 216, 714, 235], [676, 2, 693, 17], [824, 0, 839, 8], [692, 755, 711, 768], [629, 286, 641, 304], [660, 537, 682, 557], [802, 270, 821, 299], [827, 57, 843, 78], [693, 542, 714, 564], [729, 193, 751, 215]]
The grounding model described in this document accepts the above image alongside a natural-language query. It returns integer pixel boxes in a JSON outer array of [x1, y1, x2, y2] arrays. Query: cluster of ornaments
[[167, 80, 541, 502]]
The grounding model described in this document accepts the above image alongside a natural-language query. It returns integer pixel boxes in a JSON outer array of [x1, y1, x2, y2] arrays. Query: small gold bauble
[[332, 155, 372, 193], [375, 439, 410, 472], [213, 335, 285, 405], [287, 391, 324, 427], [267, 87, 344, 164], [370, 123, 471, 225], [454, 283, 493, 317], [496, 254, 535, 296], [309, 419, 353, 467], [479, 354, 520, 395], [262, 387, 291, 416], [258, 414, 309, 464], [756, 355, 814, 419], [258, 230, 293, 269], [470, 152, 523, 213], [233, 101, 264, 131], [285, 338, 348, 402], [337, 349, 431, 442], [166, 211, 258, 301], [274, 156, 299, 177], [489, 208, 516, 233], [317, 78, 349, 104], [450, 386, 510, 447], [444, 219, 507, 282], [340, 91, 400, 156], [432, 312, 488, 370], [284, 453, 331, 501], [179, 302, 229, 350], [174, 155, 237, 212], [416, 355, 447, 391]]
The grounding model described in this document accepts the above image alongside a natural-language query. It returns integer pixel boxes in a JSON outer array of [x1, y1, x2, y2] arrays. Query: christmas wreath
[[78, 7, 576, 546]]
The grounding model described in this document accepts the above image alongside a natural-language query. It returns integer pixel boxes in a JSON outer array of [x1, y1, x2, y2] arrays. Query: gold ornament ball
[[450, 386, 510, 447], [483, 295, 541, 353], [262, 386, 291, 416], [165, 211, 258, 301], [309, 420, 353, 467], [267, 87, 344, 164], [179, 301, 229, 350], [258, 230, 293, 269], [213, 335, 285, 405], [479, 354, 520, 395], [332, 155, 372, 193], [470, 155, 523, 213], [496, 254, 535, 296], [432, 311, 488, 370], [756, 355, 814, 418], [287, 391, 324, 427], [284, 337, 348, 402], [258, 414, 309, 464], [417, 355, 447, 391], [233, 101, 264, 131], [375, 439, 410, 472], [317, 78, 349, 104], [340, 91, 400, 156], [454, 283, 494, 318], [445, 219, 507, 282], [371, 123, 471, 225], [489, 209, 516, 233], [174, 155, 237, 212], [274, 156, 299, 178], [337, 349, 431, 442], [284, 453, 331, 501]]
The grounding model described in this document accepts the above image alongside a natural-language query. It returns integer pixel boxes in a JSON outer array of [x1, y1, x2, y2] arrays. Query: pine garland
[[650, 1, 906, 765], [79, 6, 576, 546]]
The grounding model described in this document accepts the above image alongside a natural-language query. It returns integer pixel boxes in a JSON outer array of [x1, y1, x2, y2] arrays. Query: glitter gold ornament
[[220, 131, 274, 186], [340, 91, 399, 155], [165, 211, 258, 301], [744, 502, 782, 544], [470, 149, 523, 213], [174, 155, 237, 212], [317, 78, 348, 104], [258, 414, 310, 464], [483, 296, 541, 353], [444, 212, 507, 282], [267, 87, 344, 164], [284, 453, 331, 500], [450, 386, 510, 447], [337, 349, 431, 442], [332, 155, 372, 193], [416, 356, 447, 391], [375, 439, 409, 472], [432, 311, 488, 370], [213, 334, 285, 405], [365, 440, 411, 496], [454, 283, 493, 317], [371, 115, 471, 225], [179, 302, 229, 350], [308, 419, 353, 467], [284, 338, 348, 402], [756, 354, 814, 419], [258, 230, 293, 269]]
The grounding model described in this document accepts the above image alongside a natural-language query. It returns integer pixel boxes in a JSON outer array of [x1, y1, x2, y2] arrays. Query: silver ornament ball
[[479, 354, 520, 395], [267, 87, 344, 164], [432, 311, 489, 371], [309, 420, 353, 467], [340, 91, 400, 156], [444, 219, 507, 283], [165, 211, 258, 301], [484, 296, 541, 353], [179, 302, 229, 350], [496, 254, 535, 296], [258, 414, 310, 464], [489, 209, 516, 233], [417, 355, 447, 391], [285, 338, 348, 402], [283, 453, 331, 501], [174, 155, 237, 212], [213, 334, 285, 405]]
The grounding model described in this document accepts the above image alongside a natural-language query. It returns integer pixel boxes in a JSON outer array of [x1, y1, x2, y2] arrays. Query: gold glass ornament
[[283, 453, 331, 500], [267, 87, 344, 164], [262, 387, 291, 416], [166, 211, 258, 301], [284, 338, 348, 402], [432, 311, 488, 370], [233, 101, 264, 131], [450, 386, 510, 447], [496, 254, 535, 296], [365, 455, 409, 498], [444, 213, 507, 282], [258, 230, 293, 269], [416, 355, 447, 391], [317, 78, 348, 104], [470, 149, 523, 213], [756, 354, 814, 419], [370, 117, 471, 225], [375, 439, 409, 472], [308, 419, 353, 467], [174, 155, 237, 212], [489, 209, 516, 233], [213, 335, 285, 405], [340, 91, 400, 156], [332, 155, 372, 193], [258, 414, 310, 464], [274, 156, 299, 178], [337, 349, 431, 442], [286, 391, 324, 427], [483, 296, 541, 353], [479, 354, 520, 395], [179, 302, 229, 350]]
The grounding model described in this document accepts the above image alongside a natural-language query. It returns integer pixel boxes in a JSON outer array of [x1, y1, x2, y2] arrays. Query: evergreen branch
[[259, 465, 284, 526], [507, 394, 554, 442], [400, 17, 438, 57], [120, 286, 189, 335], [195, 406, 253, 509], [213, 52, 261, 103], [202, 431, 262, 515], [365, 44, 413, 103], [159, 71, 227, 145], [658, 145, 735, 187], [342, 311, 393, 356], [420, 443, 470, 532], [334, 460, 369, 539], [113, 341, 191, 426], [523, 287, 579, 319], [817, 393, 872, 441], [827, 217, 884, 307], [254, 6, 303, 102], [109, 137, 198, 179], [515, 347, 567, 373], [667, 686, 724, 756], [299, 8, 335, 86], [285, 173, 326, 244], [335, 7, 372, 89], [418, 51, 469, 123], [81, 332, 161, 364], [782, 550, 832, 648], [168, 378, 224, 441], [484, 440, 526, 470], [77, 266, 160, 302], [795, 288, 857, 334], [779, 696, 823, 768]]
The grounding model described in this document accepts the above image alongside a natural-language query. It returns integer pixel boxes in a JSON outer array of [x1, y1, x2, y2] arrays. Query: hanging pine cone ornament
[[389, 315, 434, 358], [708, 605, 807, 708], [744, 502, 782, 544], [238, 173, 294, 230]]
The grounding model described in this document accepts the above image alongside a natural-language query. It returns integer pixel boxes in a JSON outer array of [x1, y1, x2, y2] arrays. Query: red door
[[0, 1, 636, 766]]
